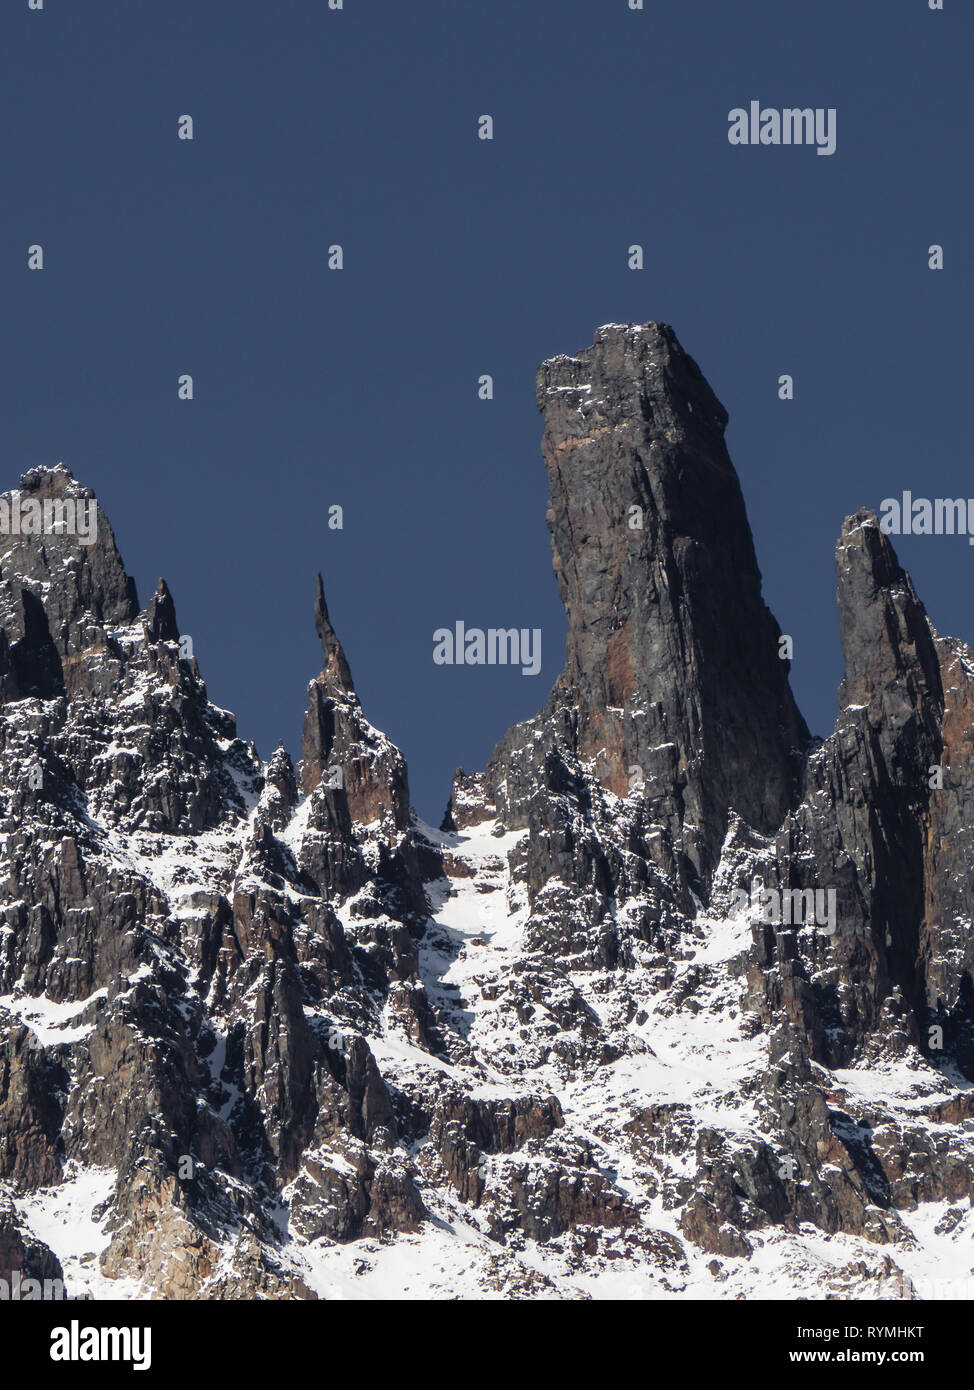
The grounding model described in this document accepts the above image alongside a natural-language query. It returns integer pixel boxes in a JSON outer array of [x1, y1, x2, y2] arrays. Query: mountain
[[0, 325, 971, 1301]]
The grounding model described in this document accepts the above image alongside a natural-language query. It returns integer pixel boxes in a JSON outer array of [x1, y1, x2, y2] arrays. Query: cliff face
[[771, 511, 974, 1072], [528, 324, 808, 884], [0, 327, 972, 1301]]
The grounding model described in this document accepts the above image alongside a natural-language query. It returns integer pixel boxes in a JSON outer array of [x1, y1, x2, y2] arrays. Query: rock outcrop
[[0, 324, 971, 1301], [487, 323, 808, 899]]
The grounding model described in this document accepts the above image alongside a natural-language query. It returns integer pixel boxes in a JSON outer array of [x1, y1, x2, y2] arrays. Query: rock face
[[754, 510, 974, 1076], [508, 323, 808, 892], [0, 326, 972, 1301]]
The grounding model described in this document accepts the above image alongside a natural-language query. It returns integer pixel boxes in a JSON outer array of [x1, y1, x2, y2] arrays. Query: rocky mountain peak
[[313, 572, 355, 699], [835, 509, 943, 724], [0, 328, 972, 1302], [144, 578, 180, 645], [0, 465, 139, 655], [488, 320, 809, 893]]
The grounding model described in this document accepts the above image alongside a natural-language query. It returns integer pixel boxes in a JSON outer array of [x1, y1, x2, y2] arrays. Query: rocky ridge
[[0, 324, 971, 1301]]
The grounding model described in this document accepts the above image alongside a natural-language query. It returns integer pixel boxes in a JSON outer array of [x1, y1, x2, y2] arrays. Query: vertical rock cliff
[[528, 323, 808, 879]]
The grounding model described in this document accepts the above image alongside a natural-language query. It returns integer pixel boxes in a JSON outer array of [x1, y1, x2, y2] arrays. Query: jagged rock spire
[[835, 509, 943, 723], [297, 573, 422, 914], [144, 578, 179, 644], [488, 321, 809, 888], [314, 572, 354, 696]]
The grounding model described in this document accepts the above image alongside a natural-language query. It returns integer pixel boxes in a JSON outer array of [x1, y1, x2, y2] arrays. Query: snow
[[3, 749, 971, 1301], [15, 1164, 141, 1300], [0, 988, 106, 1045], [832, 1059, 968, 1110]]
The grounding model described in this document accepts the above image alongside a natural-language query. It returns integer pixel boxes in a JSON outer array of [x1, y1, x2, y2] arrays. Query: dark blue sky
[[2, 0, 969, 820]]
